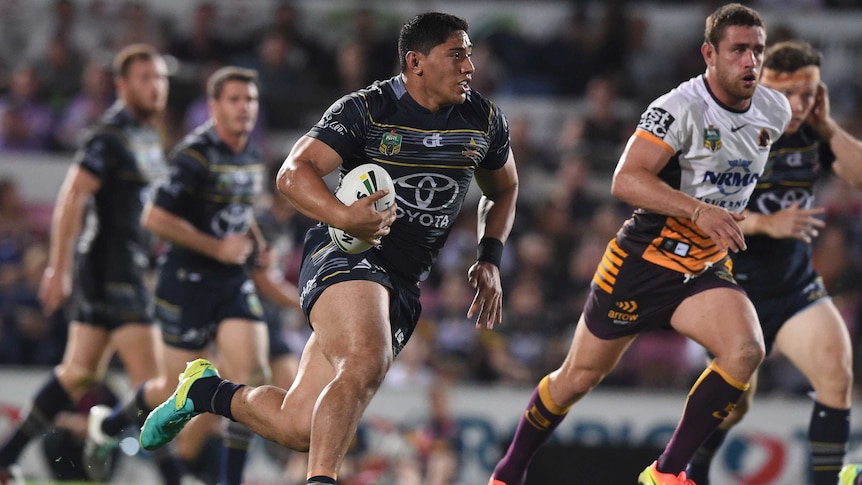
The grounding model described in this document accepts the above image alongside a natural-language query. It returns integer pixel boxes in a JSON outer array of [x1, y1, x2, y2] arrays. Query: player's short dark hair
[[206, 66, 259, 100], [397, 12, 469, 72], [704, 3, 765, 49], [762, 40, 822, 72], [112, 43, 160, 79]]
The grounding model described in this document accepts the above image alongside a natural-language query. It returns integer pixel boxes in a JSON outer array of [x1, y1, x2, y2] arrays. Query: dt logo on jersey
[[704, 125, 722, 152], [379, 130, 402, 156]]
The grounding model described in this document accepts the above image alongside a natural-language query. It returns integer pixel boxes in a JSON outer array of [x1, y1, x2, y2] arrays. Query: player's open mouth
[[459, 80, 470, 93], [742, 74, 756, 86]]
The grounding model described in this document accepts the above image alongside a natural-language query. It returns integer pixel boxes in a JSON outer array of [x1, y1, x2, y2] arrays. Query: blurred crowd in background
[[2, 0, 862, 404]]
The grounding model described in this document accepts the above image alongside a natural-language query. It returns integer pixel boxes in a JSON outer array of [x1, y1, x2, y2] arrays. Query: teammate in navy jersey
[[139, 12, 518, 485], [490, 4, 792, 485], [0, 44, 182, 485], [685, 40, 862, 485], [83, 66, 269, 485]]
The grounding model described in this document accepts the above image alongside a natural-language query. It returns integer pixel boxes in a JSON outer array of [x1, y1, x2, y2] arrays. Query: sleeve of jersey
[[480, 104, 512, 170], [73, 132, 118, 182], [305, 94, 367, 161], [152, 149, 207, 214], [632, 95, 685, 155]]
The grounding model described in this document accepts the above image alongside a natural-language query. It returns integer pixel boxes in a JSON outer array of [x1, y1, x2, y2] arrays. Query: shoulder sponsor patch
[[637, 107, 675, 139]]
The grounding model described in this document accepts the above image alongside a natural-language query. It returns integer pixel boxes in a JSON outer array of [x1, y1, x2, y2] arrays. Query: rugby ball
[[328, 163, 396, 254]]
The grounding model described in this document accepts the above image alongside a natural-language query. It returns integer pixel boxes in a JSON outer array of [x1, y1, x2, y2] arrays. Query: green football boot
[[140, 358, 220, 450]]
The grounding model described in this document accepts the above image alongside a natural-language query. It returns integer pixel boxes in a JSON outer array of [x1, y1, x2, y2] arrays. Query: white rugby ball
[[328, 163, 396, 254]]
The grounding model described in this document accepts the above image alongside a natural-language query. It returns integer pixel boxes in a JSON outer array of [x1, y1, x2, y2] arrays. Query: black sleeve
[[73, 130, 124, 182], [153, 148, 208, 214], [305, 93, 368, 162], [480, 103, 511, 170]]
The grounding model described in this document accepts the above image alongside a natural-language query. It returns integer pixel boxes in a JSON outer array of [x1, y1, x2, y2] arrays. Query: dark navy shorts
[[584, 239, 744, 340], [154, 260, 265, 350], [68, 256, 153, 330], [263, 304, 293, 358], [746, 275, 828, 355], [298, 226, 422, 358]]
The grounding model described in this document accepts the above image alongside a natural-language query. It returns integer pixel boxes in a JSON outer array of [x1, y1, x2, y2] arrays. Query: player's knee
[[734, 339, 765, 372], [342, 353, 391, 395], [553, 367, 604, 402], [233, 362, 271, 387], [813, 364, 853, 403], [55, 363, 100, 395]]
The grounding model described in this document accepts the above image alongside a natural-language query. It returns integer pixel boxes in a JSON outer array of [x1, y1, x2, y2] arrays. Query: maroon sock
[[492, 375, 570, 485], [657, 363, 748, 475]]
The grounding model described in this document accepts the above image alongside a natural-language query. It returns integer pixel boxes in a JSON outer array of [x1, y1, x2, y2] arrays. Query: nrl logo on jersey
[[379, 130, 402, 156], [703, 125, 722, 152]]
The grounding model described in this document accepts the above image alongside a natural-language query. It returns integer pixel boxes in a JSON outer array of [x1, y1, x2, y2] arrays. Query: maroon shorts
[[583, 238, 745, 340]]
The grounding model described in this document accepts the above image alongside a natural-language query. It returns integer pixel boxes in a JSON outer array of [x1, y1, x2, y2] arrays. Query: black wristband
[[477, 237, 504, 267]]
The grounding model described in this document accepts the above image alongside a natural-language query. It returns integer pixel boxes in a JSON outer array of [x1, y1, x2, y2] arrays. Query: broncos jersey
[[733, 124, 835, 296], [153, 122, 266, 274], [618, 75, 790, 275], [307, 75, 511, 282]]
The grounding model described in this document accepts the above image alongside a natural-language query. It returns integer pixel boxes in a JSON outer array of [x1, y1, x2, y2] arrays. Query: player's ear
[[406, 51, 422, 75]]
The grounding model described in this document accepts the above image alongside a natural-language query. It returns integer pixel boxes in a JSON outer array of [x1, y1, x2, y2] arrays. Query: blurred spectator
[[507, 116, 557, 207], [0, 244, 66, 366], [167, 2, 234, 65], [559, 76, 632, 175], [542, 9, 595, 96], [268, 1, 330, 86], [109, 1, 166, 53], [32, 33, 85, 114], [0, 178, 33, 275], [615, 329, 703, 389], [410, 381, 462, 485], [342, 8, 399, 86], [549, 151, 603, 232], [334, 39, 372, 93], [55, 58, 114, 150], [0, 64, 57, 151], [24, 0, 101, 62], [238, 30, 314, 129]]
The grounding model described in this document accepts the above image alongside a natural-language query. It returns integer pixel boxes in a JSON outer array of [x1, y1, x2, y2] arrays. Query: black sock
[[187, 376, 244, 420], [151, 444, 186, 485], [809, 401, 849, 485], [307, 476, 336, 484], [221, 421, 252, 485], [686, 427, 728, 485], [0, 374, 73, 466], [103, 385, 149, 436]]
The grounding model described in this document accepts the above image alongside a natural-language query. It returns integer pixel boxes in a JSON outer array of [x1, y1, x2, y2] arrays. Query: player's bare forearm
[[612, 166, 703, 219], [829, 124, 862, 188], [142, 204, 221, 259], [252, 269, 301, 310], [49, 166, 99, 274], [475, 155, 518, 242]]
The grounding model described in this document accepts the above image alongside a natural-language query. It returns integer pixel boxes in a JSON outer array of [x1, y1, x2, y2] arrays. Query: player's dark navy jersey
[[307, 75, 511, 282], [75, 102, 166, 279], [733, 124, 835, 296], [153, 121, 265, 274]]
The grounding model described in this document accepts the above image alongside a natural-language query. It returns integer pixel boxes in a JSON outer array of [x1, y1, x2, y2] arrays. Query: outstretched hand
[[467, 261, 503, 329], [693, 205, 747, 252], [759, 201, 825, 243], [38, 266, 71, 316]]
